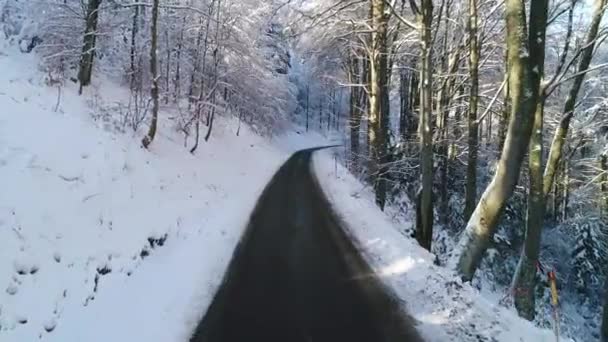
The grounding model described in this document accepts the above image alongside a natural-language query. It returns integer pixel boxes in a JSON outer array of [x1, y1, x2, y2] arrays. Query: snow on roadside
[[0, 38, 311, 341], [313, 150, 570, 342]]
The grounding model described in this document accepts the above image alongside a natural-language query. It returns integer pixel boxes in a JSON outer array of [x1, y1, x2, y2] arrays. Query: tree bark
[[414, 0, 434, 251], [498, 69, 509, 154], [601, 154, 608, 215], [306, 83, 310, 132], [173, 18, 185, 102], [129, 2, 140, 91], [464, 0, 479, 221], [190, 0, 214, 153], [368, 0, 390, 210], [451, 0, 543, 281], [142, 0, 160, 149], [543, 0, 606, 196], [512, 0, 548, 319], [204, 0, 222, 142], [349, 55, 363, 170], [78, 0, 103, 92]]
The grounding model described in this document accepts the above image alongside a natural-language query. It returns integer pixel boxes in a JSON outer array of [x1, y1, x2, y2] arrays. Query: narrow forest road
[[190, 149, 424, 342]]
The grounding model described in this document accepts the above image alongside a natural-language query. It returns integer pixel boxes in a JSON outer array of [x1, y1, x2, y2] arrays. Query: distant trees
[[27, 0, 296, 149]]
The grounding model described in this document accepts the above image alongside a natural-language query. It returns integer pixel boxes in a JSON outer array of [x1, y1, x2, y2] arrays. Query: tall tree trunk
[[78, 0, 103, 93], [543, 0, 606, 196], [142, 0, 160, 149], [205, 0, 222, 142], [464, 0, 479, 221], [164, 29, 171, 104], [174, 18, 185, 102], [415, 0, 434, 251], [319, 96, 323, 130], [512, 0, 548, 320], [129, 2, 140, 91], [368, 0, 390, 210], [562, 157, 569, 221], [399, 70, 409, 142], [451, 0, 544, 281], [306, 83, 310, 132], [349, 56, 363, 170], [190, 0, 214, 153], [512, 102, 546, 320]]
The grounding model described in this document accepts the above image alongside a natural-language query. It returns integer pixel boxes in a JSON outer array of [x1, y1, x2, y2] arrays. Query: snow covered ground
[[0, 37, 321, 341], [313, 150, 571, 342]]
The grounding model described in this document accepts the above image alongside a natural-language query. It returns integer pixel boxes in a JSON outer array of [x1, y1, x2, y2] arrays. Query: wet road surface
[[190, 149, 424, 342]]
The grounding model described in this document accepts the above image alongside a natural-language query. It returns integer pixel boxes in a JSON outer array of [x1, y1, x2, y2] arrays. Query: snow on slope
[[0, 37, 322, 341], [313, 151, 571, 342]]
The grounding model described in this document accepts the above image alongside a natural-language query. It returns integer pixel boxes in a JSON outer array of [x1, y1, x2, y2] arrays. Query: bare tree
[[511, 0, 548, 319], [543, 0, 607, 196], [142, 0, 160, 149], [368, 0, 391, 210], [411, 0, 434, 251], [78, 0, 103, 93], [464, 0, 479, 221]]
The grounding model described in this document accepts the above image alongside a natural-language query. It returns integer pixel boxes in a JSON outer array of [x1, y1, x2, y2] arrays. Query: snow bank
[[0, 37, 317, 341], [313, 150, 570, 342]]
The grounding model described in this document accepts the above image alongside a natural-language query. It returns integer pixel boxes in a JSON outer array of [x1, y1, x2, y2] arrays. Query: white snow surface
[[0, 34, 570, 342], [0, 38, 320, 341], [313, 150, 572, 342]]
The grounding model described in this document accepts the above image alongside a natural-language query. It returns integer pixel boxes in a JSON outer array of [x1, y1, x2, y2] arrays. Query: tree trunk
[[205, 1, 222, 142], [349, 56, 362, 169], [512, 0, 548, 319], [464, 0, 479, 221], [164, 29, 171, 104], [190, 1, 214, 153], [601, 154, 608, 215], [512, 101, 546, 320], [451, 0, 543, 281], [368, 0, 390, 210], [399, 70, 410, 142], [562, 157, 569, 221], [415, 0, 434, 251], [543, 0, 606, 196], [142, 0, 160, 149], [174, 18, 185, 102], [129, 2, 140, 91], [319, 96, 323, 130], [306, 84, 310, 132], [498, 69, 510, 154], [78, 0, 103, 92]]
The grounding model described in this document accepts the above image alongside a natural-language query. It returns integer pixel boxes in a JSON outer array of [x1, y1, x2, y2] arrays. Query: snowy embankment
[[313, 151, 570, 342], [0, 40, 320, 341]]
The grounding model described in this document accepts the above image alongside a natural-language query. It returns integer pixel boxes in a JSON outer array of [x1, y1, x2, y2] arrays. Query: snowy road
[[189, 149, 424, 342]]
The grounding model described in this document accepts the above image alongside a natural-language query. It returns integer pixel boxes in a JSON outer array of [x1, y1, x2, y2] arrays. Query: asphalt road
[[190, 149, 424, 342]]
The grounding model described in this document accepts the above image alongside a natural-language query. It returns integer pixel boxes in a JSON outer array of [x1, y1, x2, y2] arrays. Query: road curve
[[190, 149, 424, 342]]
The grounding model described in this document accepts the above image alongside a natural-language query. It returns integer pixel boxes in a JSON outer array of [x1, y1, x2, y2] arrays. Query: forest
[[1, 0, 608, 340]]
